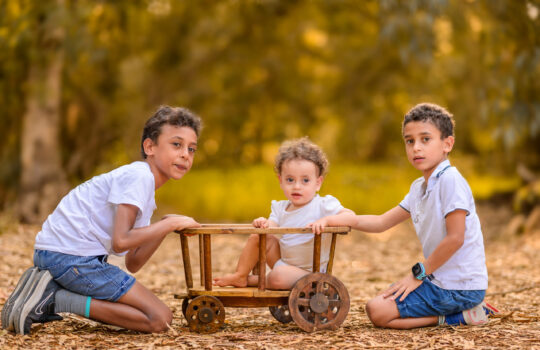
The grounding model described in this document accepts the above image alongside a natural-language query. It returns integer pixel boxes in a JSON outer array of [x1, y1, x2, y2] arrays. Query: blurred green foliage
[[155, 160, 520, 221], [0, 0, 538, 218]]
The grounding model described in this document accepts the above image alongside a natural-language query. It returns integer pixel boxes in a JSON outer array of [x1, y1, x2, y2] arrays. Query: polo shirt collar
[[422, 159, 452, 195]]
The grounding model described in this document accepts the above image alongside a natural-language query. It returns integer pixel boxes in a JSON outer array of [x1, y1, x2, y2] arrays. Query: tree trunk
[[18, 1, 68, 224]]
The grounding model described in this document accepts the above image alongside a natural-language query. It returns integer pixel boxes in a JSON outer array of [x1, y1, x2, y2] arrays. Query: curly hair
[[403, 103, 455, 139], [274, 137, 329, 177], [141, 105, 202, 159]]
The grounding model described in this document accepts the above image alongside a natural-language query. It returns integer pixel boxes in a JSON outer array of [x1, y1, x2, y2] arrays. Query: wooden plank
[[177, 226, 350, 235], [313, 234, 321, 273], [203, 234, 212, 291], [174, 292, 189, 300], [180, 234, 193, 288], [327, 233, 337, 275], [252, 289, 290, 298], [219, 296, 289, 308], [187, 286, 290, 298], [198, 234, 204, 286], [258, 234, 266, 291]]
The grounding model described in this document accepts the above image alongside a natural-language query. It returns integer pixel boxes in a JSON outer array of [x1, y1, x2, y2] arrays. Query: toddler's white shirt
[[399, 160, 488, 290], [269, 194, 344, 271], [35, 161, 156, 256]]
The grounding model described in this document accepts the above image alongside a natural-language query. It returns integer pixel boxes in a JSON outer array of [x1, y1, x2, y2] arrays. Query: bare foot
[[213, 273, 248, 287]]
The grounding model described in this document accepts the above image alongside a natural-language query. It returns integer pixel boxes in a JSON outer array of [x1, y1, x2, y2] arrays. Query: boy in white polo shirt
[[310, 103, 498, 329]]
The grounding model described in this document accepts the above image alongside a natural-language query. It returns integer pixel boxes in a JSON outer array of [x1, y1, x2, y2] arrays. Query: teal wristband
[[84, 296, 91, 318]]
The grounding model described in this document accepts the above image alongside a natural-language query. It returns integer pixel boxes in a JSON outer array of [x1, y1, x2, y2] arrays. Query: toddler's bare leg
[[213, 234, 263, 287], [365, 294, 438, 329], [266, 265, 310, 290], [88, 281, 172, 333], [246, 235, 281, 287]]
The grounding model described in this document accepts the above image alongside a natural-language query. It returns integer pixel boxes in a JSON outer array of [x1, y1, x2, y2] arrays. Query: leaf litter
[[0, 204, 538, 349]]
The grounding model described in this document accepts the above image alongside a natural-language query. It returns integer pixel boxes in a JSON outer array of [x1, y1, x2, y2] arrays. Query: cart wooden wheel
[[288, 273, 350, 332], [269, 305, 293, 324], [181, 298, 191, 318], [185, 295, 225, 333]]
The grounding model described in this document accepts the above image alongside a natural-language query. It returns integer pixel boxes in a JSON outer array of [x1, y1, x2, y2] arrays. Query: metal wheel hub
[[198, 307, 215, 323], [309, 293, 329, 313]]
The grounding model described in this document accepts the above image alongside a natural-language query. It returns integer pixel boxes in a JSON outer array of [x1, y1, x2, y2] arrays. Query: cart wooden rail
[[174, 224, 351, 333]]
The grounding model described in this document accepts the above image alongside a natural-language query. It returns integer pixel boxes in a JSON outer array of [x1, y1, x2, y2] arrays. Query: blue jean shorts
[[396, 279, 485, 318], [34, 249, 136, 302]]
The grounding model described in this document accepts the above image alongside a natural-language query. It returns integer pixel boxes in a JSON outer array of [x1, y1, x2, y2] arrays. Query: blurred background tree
[[0, 0, 538, 223]]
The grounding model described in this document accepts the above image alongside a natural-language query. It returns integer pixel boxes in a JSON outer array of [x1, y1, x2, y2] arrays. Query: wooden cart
[[174, 224, 351, 333]]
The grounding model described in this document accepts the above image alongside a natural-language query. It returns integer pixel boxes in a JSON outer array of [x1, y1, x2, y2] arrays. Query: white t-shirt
[[399, 160, 488, 290], [269, 194, 344, 271], [34, 161, 156, 256]]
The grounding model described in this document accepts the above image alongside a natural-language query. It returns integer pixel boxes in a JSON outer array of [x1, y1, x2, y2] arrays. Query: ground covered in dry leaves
[[1, 203, 539, 349]]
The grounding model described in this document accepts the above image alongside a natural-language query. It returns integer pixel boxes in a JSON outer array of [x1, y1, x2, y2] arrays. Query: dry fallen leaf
[[0, 204, 539, 349]]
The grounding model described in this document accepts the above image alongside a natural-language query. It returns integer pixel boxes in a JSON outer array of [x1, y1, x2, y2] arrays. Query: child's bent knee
[[366, 299, 386, 327], [149, 309, 173, 333]]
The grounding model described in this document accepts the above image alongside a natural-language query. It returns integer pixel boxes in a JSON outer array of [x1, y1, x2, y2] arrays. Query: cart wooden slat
[[178, 226, 350, 235]]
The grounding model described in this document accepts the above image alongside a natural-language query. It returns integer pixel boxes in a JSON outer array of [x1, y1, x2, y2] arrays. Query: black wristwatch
[[412, 262, 427, 280]]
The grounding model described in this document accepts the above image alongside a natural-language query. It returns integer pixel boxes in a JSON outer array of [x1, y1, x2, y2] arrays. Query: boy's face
[[278, 159, 323, 210], [403, 121, 454, 180], [143, 125, 198, 187]]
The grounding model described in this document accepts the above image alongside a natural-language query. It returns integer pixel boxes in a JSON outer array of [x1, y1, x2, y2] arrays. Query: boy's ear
[[443, 136, 455, 154], [143, 138, 155, 157]]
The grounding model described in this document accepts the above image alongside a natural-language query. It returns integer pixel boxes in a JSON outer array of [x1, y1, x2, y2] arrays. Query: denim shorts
[[34, 249, 136, 302], [396, 279, 485, 318]]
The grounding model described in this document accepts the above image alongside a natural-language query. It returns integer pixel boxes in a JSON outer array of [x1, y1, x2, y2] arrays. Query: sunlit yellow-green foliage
[[0, 0, 538, 214], [155, 162, 520, 222]]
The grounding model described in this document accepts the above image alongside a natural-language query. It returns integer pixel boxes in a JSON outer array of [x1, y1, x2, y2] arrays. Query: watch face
[[412, 263, 422, 276]]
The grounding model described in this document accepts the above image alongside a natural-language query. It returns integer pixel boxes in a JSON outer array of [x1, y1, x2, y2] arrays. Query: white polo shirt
[[399, 160, 488, 290]]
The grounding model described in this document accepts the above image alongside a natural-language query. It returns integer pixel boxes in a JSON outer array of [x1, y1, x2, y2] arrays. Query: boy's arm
[[382, 209, 467, 301], [112, 204, 200, 273], [421, 209, 466, 276], [309, 206, 409, 234]]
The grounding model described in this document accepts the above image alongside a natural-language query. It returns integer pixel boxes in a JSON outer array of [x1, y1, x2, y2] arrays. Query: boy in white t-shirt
[[1, 106, 202, 334], [313, 103, 498, 329], [213, 137, 354, 290]]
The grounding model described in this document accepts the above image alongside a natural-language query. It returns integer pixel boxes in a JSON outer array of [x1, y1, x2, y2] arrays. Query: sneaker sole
[[1, 267, 39, 331], [9, 269, 44, 333], [14, 270, 53, 335]]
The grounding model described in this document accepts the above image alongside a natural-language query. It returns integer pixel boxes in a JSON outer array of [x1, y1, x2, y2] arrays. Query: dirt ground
[[0, 203, 539, 349]]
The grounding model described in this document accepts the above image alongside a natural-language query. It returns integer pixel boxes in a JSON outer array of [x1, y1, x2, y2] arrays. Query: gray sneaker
[[14, 270, 61, 335], [1, 267, 39, 331]]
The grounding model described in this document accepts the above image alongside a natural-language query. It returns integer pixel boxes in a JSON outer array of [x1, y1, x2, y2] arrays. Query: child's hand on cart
[[163, 214, 201, 236], [252, 217, 270, 228], [307, 217, 329, 235]]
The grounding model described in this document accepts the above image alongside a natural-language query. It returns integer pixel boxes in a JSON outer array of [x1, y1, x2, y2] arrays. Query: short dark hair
[[274, 137, 329, 177], [403, 103, 455, 139], [141, 106, 202, 159]]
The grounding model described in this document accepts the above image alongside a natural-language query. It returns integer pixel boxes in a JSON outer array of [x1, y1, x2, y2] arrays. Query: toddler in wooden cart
[[213, 137, 355, 290]]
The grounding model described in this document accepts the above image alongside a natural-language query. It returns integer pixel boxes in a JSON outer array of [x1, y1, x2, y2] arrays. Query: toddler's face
[[279, 159, 322, 210], [403, 121, 454, 180]]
